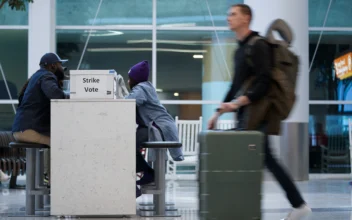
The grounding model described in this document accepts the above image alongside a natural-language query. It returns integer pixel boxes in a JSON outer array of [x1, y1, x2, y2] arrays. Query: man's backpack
[[245, 19, 299, 120]]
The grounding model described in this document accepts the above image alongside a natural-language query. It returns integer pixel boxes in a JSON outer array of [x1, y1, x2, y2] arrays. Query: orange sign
[[334, 52, 352, 80]]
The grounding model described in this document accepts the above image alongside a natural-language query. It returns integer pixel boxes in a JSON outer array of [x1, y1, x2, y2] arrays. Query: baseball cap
[[39, 53, 68, 66]]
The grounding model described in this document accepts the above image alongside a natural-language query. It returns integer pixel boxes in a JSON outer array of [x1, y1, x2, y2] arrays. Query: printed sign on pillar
[[334, 52, 352, 80]]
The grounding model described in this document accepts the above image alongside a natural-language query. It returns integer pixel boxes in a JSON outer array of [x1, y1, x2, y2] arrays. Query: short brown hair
[[232, 4, 252, 22]]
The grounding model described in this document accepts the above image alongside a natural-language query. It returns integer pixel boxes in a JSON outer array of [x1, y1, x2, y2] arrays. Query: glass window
[[309, 31, 352, 100], [163, 104, 202, 120], [309, 0, 352, 27], [57, 0, 152, 26], [57, 29, 152, 82], [0, 29, 28, 100], [157, 0, 243, 27], [0, 3, 28, 25], [156, 30, 236, 101], [162, 103, 235, 130], [0, 105, 17, 131], [309, 104, 352, 174]]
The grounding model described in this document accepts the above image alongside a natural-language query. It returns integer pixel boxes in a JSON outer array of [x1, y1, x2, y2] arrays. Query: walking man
[[207, 4, 312, 220]]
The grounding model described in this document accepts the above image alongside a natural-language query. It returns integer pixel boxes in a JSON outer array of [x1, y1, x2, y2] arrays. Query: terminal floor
[[1, 174, 352, 219]]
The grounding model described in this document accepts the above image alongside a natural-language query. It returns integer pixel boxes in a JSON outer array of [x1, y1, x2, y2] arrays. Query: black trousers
[[136, 126, 153, 173], [264, 135, 305, 208]]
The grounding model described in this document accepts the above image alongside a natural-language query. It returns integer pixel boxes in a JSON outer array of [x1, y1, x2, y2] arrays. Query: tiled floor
[[1, 174, 352, 219]]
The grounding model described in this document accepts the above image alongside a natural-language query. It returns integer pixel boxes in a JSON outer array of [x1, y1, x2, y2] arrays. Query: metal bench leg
[[9, 175, 18, 189], [44, 149, 50, 207], [35, 149, 44, 210], [139, 148, 180, 217], [154, 148, 166, 216], [26, 148, 36, 215], [44, 194, 50, 206]]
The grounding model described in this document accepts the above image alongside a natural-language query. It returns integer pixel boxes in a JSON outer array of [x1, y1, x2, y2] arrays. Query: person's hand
[[58, 80, 63, 89], [220, 102, 239, 113], [208, 113, 220, 130]]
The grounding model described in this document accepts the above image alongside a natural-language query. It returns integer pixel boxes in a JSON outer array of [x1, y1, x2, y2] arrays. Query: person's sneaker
[[0, 170, 9, 182], [282, 204, 312, 220], [173, 155, 184, 161], [136, 170, 155, 186]]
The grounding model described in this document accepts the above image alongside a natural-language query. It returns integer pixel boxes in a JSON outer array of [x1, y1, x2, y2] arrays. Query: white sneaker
[[282, 204, 312, 220], [0, 170, 9, 182]]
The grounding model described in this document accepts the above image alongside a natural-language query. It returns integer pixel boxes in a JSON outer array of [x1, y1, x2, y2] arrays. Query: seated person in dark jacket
[[12, 53, 67, 182]]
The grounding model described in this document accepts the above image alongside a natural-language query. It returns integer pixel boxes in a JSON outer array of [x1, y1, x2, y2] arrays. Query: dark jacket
[[225, 31, 281, 135], [224, 31, 272, 103], [12, 68, 65, 136], [236, 77, 281, 135]]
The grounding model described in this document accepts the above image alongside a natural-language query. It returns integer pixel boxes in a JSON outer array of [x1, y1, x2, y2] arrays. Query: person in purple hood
[[125, 60, 184, 198]]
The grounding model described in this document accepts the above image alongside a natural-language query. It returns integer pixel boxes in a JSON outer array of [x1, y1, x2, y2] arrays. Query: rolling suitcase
[[198, 130, 264, 220]]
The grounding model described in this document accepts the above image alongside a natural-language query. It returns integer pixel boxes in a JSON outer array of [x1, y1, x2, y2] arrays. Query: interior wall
[[179, 92, 202, 120]]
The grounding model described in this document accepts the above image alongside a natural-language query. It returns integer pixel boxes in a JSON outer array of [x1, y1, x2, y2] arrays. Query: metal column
[[26, 148, 36, 215], [280, 122, 309, 181], [154, 148, 166, 215], [35, 150, 44, 210]]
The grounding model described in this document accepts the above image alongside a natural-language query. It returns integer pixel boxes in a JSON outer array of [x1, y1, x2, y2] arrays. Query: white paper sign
[[76, 75, 108, 98], [70, 76, 114, 99], [69, 70, 117, 99]]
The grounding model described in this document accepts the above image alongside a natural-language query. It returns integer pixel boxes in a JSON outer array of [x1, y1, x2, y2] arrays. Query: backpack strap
[[245, 36, 265, 67], [265, 19, 292, 47]]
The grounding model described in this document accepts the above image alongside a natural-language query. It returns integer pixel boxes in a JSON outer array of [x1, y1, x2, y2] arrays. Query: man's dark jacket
[[224, 31, 281, 135], [12, 68, 65, 136]]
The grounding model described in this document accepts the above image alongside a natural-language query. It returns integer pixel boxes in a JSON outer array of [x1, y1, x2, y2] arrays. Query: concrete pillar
[[27, 2, 56, 204], [245, 0, 309, 180], [202, 37, 237, 130], [28, 0, 56, 77]]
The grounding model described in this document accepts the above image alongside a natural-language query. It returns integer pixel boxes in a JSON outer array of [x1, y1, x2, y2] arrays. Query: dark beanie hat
[[128, 60, 149, 83]]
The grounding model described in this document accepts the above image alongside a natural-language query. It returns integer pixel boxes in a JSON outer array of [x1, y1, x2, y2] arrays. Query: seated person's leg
[[13, 129, 50, 146], [13, 129, 51, 183], [136, 126, 154, 185]]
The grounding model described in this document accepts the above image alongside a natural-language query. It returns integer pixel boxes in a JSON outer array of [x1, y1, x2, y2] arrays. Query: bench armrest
[[141, 141, 182, 149]]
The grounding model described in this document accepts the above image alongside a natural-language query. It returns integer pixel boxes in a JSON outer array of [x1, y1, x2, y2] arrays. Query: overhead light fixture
[[83, 30, 124, 37], [158, 23, 196, 27], [87, 48, 207, 53], [174, 92, 179, 97], [193, 54, 204, 59], [127, 39, 212, 45], [156, 88, 163, 92]]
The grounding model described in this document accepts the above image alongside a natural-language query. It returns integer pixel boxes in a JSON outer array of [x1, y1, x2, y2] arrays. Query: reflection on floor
[[1, 174, 352, 219]]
